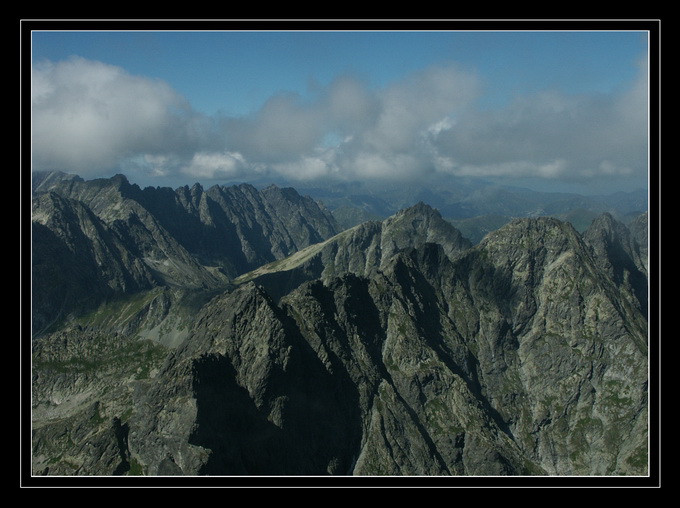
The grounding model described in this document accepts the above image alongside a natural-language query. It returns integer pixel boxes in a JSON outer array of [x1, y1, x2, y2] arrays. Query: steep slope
[[435, 218, 648, 474], [31, 188, 228, 334], [144, 181, 340, 274], [584, 213, 648, 318], [31, 172, 340, 334], [628, 211, 649, 270], [32, 170, 83, 193], [118, 217, 647, 476], [234, 202, 472, 300], [32, 192, 164, 334], [29, 179, 649, 477], [33, 172, 340, 277], [31, 284, 227, 476]]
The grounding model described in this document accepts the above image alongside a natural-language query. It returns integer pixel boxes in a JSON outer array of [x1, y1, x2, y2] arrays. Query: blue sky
[[30, 24, 652, 195]]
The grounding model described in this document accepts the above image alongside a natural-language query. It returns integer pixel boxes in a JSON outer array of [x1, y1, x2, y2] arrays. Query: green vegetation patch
[[76, 288, 164, 328], [34, 335, 167, 379], [625, 443, 648, 472]]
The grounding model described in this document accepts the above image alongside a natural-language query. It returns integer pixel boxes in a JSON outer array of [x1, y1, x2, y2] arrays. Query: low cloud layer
[[31, 55, 649, 192]]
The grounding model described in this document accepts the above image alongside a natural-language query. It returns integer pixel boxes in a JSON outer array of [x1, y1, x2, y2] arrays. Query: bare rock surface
[[30, 173, 649, 477]]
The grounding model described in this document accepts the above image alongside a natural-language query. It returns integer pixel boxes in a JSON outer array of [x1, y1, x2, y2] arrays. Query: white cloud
[[357, 64, 479, 156], [31, 57, 203, 175], [427, 117, 455, 137], [31, 54, 649, 192], [453, 159, 570, 179], [179, 151, 253, 180], [218, 92, 328, 164], [272, 156, 337, 181], [432, 55, 649, 190]]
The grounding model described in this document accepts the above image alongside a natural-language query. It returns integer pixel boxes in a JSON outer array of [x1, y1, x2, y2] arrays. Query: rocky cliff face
[[584, 212, 648, 319], [234, 202, 472, 301], [31, 172, 340, 334], [117, 218, 646, 476], [29, 175, 649, 478]]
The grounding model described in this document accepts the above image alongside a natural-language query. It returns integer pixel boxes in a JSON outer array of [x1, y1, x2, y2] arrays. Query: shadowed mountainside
[[30, 172, 649, 477]]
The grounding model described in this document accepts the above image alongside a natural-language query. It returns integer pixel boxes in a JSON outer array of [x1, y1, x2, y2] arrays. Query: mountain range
[[286, 176, 648, 235], [28, 171, 650, 479]]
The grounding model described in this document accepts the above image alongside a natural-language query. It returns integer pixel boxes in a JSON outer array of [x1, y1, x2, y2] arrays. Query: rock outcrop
[[29, 174, 649, 477], [31, 172, 340, 334], [234, 202, 471, 300], [119, 217, 646, 476], [584, 212, 648, 318]]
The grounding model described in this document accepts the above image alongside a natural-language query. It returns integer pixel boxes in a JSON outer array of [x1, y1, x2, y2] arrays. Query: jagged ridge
[[233, 201, 472, 300], [121, 216, 647, 475], [30, 175, 649, 477], [31, 172, 340, 334]]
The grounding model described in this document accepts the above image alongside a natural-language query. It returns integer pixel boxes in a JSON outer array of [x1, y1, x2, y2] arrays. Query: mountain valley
[[28, 172, 651, 479]]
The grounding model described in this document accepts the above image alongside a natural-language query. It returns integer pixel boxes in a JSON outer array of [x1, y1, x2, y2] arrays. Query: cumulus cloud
[[219, 91, 327, 164], [31, 57, 213, 175], [177, 151, 254, 180], [31, 54, 649, 192], [432, 55, 650, 189]]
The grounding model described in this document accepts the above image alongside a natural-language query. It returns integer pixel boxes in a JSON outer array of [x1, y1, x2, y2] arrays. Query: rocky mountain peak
[[29, 174, 650, 478], [32, 170, 84, 193], [30, 173, 342, 333], [474, 216, 587, 273], [584, 212, 648, 317], [584, 212, 642, 258], [234, 201, 472, 301], [394, 200, 436, 216]]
